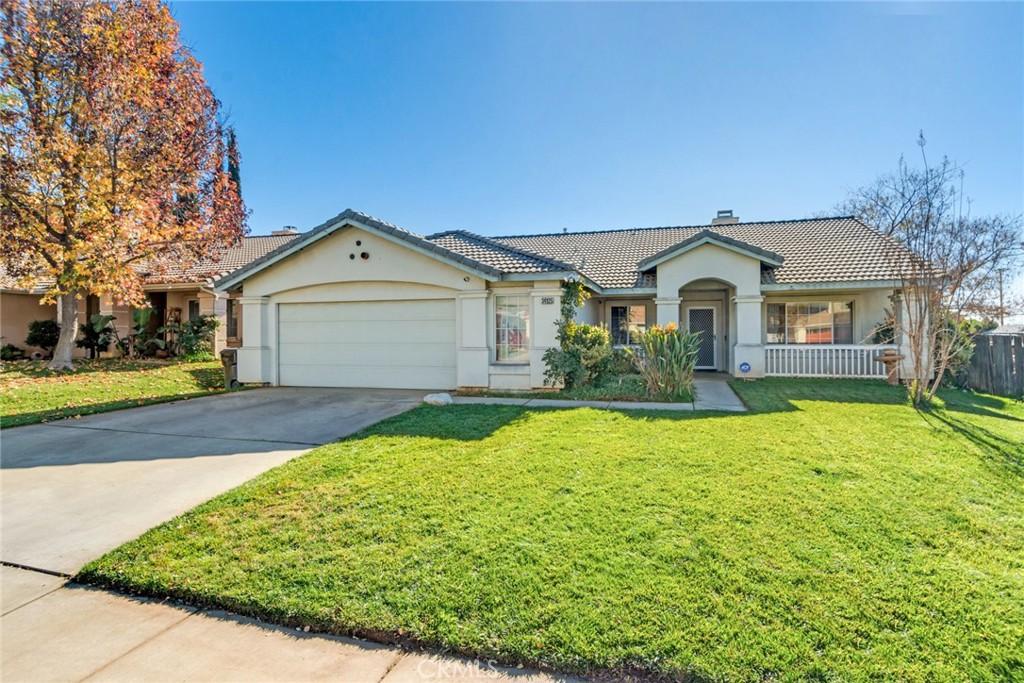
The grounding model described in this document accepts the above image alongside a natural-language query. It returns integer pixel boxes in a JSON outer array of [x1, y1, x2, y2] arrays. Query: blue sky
[[174, 1, 1022, 241]]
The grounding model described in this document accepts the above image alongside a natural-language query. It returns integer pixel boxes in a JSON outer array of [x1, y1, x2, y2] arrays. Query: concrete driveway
[[1, 388, 424, 575]]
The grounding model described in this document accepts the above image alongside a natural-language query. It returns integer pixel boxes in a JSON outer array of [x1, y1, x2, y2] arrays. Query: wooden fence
[[967, 334, 1024, 398]]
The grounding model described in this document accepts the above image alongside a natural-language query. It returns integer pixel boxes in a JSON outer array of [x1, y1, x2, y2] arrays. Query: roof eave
[[501, 270, 603, 293], [761, 279, 900, 292]]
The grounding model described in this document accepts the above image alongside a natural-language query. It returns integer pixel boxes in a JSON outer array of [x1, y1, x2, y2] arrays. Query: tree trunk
[[49, 294, 79, 371]]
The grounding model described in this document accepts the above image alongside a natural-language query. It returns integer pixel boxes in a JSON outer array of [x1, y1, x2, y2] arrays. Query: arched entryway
[[678, 278, 735, 372]]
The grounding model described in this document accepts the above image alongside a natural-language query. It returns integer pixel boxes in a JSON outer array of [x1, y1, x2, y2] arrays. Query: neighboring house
[[983, 324, 1024, 336], [0, 231, 300, 358], [215, 208, 918, 390], [0, 277, 57, 357]]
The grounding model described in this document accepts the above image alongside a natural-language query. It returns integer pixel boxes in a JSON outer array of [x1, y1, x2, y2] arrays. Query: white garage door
[[278, 299, 457, 389]]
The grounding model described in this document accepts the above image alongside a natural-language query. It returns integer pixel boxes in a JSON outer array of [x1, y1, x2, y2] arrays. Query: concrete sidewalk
[[1, 566, 576, 683], [452, 376, 747, 413]]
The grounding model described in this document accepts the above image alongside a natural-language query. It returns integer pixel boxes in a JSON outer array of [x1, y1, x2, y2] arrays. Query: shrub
[[543, 322, 613, 389], [542, 281, 615, 389], [630, 323, 701, 400], [607, 346, 635, 375], [1, 343, 25, 360], [117, 308, 165, 358], [76, 314, 116, 359], [871, 308, 896, 344], [940, 316, 993, 387], [164, 314, 220, 360], [26, 319, 60, 356]]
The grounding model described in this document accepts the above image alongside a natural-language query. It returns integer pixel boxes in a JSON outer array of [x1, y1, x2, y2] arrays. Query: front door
[[687, 306, 717, 370]]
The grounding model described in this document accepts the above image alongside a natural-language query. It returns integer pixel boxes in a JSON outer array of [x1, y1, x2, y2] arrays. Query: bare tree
[[839, 133, 1023, 405]]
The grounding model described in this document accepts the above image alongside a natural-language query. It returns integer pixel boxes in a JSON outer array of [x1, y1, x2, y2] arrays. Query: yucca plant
[[631, 323, 701, 400]]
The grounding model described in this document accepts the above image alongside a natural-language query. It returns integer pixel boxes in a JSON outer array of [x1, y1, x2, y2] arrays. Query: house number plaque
[[540, 296, 555, 305]]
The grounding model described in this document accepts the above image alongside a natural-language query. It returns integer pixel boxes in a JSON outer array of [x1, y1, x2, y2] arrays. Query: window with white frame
[[187, 299, 200, 321], [766, 302, 853, 344], [226, 299, 239, 339], [610, 304, 647, 345], [495, 295, 529, 362]]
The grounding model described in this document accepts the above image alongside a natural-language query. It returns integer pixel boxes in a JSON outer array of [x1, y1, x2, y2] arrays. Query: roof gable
[[214, 210, 515, 291], [637, 230, 784, 270]]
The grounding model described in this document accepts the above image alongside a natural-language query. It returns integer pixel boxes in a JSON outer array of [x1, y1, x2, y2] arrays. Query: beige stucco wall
[[655, 243, 762, 299], [1, 293, 57, 356], [231, 224, 562, 389]]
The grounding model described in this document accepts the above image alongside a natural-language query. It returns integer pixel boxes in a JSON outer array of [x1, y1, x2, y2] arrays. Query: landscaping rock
[[423, 392, 453, 406]]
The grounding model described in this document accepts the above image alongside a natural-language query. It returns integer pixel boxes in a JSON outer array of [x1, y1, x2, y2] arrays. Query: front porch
[[589, 282, 902, 380]]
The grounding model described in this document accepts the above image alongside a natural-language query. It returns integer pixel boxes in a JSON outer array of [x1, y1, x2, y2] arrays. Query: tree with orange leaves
[[1, 0, 246, 369]]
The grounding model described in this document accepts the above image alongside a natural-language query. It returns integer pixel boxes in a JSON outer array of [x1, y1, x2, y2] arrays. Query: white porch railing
[[765, 344, 897, 378]]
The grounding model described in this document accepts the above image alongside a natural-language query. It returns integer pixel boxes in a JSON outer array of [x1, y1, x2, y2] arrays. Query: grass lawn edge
[[1, 387, 234, 429]]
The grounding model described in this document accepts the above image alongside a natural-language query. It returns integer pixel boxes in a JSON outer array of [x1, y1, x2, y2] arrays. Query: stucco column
[[237, 296, 270, 384], [732, 294, 764, 378], [530, 285, 562, 388], [655, 297, 681, 327], [456, 290, 489, 388], [198, 290, 227, 353]]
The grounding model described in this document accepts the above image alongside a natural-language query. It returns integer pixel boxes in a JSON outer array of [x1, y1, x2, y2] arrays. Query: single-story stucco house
[[0, 231, 299, 358], [214, 209, 916, 390]]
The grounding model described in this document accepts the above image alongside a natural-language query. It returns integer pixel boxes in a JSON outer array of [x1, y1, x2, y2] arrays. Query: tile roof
[[139, 234, 301, 284], [0, 270, 54, 295], [0, 235, 300, 295], [465, 216, 906, 289], [428, 231, 574, 275]]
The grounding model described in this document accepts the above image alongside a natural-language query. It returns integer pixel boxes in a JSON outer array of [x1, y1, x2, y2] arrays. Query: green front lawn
[[80, 380, 1023, 681], [1, 359, 226, 428]]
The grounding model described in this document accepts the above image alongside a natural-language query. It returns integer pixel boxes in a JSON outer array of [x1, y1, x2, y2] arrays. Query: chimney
[[711, 210, 739, 225], [271, 226, 299, 236]]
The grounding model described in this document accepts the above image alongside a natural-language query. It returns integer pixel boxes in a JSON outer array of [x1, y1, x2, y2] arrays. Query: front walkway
[[452, 376, 747, 412], [692, 375, 748, 411]]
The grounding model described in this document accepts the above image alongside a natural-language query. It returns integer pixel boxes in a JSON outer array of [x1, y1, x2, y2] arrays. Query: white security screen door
[[687, 306, 717, 370]]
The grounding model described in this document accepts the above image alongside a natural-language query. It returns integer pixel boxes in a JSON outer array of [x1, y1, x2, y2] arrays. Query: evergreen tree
[[226, 126, 242, 198]]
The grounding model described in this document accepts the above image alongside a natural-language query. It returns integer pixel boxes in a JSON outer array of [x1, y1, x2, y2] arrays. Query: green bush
[[607, 347, 635, 375], [179, 314, 219, 358], [163, 314, 220, 359], [630, 323, 701, 400], [543, 322, 613, 389], [940, 316, 994, 387], [117, 308, 166, 358], [542, 280, 616, 390], [1, 343, 25, 360], [871, 308, 896, 344], [26, 319, 60, 356], [76, 314, 116, 359]]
